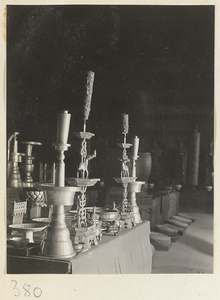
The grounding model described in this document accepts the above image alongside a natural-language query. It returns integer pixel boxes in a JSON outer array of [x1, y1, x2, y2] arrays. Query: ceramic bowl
[[10, 237, 29, 248]]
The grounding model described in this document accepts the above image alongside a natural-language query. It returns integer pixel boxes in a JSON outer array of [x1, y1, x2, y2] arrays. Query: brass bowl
[[100, 210, 119, 222], [9, 237, 29, 248], [40, 184, 80, 206]]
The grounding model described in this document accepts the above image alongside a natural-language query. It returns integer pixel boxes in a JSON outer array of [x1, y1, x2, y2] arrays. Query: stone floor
[[152, 188, 214, 274]]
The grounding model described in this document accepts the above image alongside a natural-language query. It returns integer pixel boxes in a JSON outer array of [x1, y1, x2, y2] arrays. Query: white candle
[[57, 110, 71, 144], [133, 136, 139, 157], [13, 138, 18, 153]]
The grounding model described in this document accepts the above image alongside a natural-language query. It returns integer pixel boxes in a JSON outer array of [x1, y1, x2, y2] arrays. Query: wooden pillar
[[189, 130, 200, 187]]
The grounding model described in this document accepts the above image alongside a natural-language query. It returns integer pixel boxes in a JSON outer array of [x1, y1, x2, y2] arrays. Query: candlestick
[[83, 70, 95, 121], [122, 113, 129, 135], [40, 110, 80, 258], [132, 136, 139, 158], [21, 141, 42, 187]]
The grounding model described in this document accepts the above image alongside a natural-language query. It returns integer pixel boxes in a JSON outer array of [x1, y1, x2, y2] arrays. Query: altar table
[[7, 221, 153, 274]]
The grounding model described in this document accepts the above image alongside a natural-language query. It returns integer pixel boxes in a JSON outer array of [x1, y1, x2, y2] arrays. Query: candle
[[132, 136, 139, 157], [122, 113, 129, 134], [13, 137, 18, 153], [57, 110, 71, 144], [83, 70, 95, 120]]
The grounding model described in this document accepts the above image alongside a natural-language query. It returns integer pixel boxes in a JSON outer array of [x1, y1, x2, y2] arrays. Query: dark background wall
[[7, 5, 214, 186]]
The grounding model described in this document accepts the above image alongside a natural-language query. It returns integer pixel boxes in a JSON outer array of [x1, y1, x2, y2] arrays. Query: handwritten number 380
[[11, 280, 42, 297]]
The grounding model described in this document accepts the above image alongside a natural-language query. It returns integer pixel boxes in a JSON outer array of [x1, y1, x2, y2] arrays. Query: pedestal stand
[[40, 185, 80, 257]]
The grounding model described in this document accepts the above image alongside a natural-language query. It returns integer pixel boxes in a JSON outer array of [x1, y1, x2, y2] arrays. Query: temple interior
[[6, 5, 214, 275]]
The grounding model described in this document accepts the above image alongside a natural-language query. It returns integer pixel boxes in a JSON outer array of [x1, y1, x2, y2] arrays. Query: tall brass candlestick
[[7, 132, 25, 188], [129, 136, 144, 223], [41, 110, 80, 258], [21, 141, 42, 187], [115, 114, 136, 217]]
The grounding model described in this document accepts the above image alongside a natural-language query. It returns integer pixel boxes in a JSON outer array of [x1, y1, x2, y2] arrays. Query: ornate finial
[[83, 70, 95, 121], [122, 113, 129, 135]]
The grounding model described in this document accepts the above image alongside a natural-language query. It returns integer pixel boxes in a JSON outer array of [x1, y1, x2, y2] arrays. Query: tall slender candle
[[57, 110, 71, 144], [132, 136, 139, 158], [83, 70, 95, 121], [13, 137, 18, 153], [122, 113, 129, 135]]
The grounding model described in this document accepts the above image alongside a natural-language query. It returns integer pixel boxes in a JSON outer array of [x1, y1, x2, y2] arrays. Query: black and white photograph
[[1, 0, 219, 299]]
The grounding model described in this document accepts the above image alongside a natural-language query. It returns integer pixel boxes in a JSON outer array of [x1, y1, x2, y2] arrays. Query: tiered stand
[[71, 125, 100, 250], [67, 70, 100, 251], [114, 114, 136, 229]]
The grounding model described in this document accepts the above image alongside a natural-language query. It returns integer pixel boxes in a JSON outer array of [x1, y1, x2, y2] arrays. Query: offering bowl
[[100, 210, 119, 222]]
